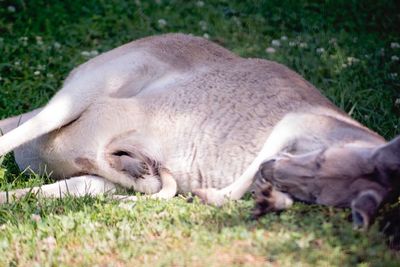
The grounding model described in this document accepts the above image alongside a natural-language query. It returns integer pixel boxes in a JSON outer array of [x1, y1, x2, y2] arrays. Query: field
[[0, 0, 399, 266]]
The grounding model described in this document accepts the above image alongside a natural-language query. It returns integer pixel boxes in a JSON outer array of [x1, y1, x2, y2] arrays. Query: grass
[[0, 0, 399, 265]]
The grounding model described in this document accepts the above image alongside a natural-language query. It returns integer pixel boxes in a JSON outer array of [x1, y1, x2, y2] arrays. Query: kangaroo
[[0, 33, 398, 228]]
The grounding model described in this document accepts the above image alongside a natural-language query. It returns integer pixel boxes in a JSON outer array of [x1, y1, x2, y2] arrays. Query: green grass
[[0, 0, 399, 266]]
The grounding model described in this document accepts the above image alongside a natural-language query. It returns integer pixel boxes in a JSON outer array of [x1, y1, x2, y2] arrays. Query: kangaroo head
[[258, 135, 400, 229]]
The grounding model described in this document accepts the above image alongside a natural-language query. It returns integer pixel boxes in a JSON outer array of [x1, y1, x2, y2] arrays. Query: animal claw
[[192, 188, 227, 206]]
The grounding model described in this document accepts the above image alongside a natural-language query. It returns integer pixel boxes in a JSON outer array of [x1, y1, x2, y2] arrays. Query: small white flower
[[289, 41, 296, 47], [14, 61, 20, 66], [196, 1, 205, 7], [316, 48, 325, 54], [391, 55, 399, 61], [19, 36, 28, 46], [53, 42, 61, 49], [90, 50, 99, 57], [7, 6, 16, 13], [391, 42, 400, 49], [81, 51, 91, 57], [34, 71, 40, 76], [271, 40, 281, 47], [347, 57, 360, 65], [265, 47, 276, 54], [0, 77, 3, 81], [47, 73, 54, 78], [203, 33, 210, 39], [395, 98, 400, 106], [299, 42, 307, 48], [35, 36, 43, 45], [37, 64, 45, 71], [158, 19, 167, 27], [199, 20, 207, 31], [342, 63, 348, 68], [280, 36, 288, 41]]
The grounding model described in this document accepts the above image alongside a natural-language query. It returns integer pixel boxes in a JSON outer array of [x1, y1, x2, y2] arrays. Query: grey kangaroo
[[0, 34, 398, 229]]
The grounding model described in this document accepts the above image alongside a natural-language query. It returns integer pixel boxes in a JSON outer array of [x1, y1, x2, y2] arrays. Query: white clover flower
[[47, 73, 54, 78], [90, 50, 99, 57], [316, 48, 325, 54], [395, 98, 400, 106], [35, 36, 43, 45], [7, 6, 16, 13], [281, 36, 288, 41], [34, 70, 40, 76], [265, 47, 276, 54], [158, 19, 167, 28], [391, 55, 399, 61], [199, 20, 207, 31], [391, 42, 400, 49], [81, 51, 91, 57], [299, 42, 307, 48], [347, 57, 360, 65], [342, 63, 348, 68], [271, 40, 281, 47], [203, 33, 210, 39], [289, 41, 296, 47], [196, 1, 205, 7], [0, 77, 3, 81], [37, 64, 46, 71], [14, 61, 20, 66], [53, 42, 61, 49], [19, 36, 28, 46], [389, 73, 398, 79]]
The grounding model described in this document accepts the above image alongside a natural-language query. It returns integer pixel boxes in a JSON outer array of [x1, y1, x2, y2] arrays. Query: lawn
[[0, 0, 400, 266]]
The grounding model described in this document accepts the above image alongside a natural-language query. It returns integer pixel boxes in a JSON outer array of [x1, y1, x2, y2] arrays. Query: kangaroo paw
[[192, 188, 227, 206]]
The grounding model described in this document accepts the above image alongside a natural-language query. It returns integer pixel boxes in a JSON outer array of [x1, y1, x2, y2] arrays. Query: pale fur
[[0, 34, 392, 207]]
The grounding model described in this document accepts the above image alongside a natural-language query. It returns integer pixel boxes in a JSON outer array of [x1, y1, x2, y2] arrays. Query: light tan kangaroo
[[0, 34, 398, 228]]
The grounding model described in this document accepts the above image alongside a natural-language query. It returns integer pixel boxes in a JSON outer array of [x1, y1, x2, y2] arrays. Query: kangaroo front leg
[[150, 169, 177, 200], [112, 169, 177, 201], [0, 175, 116, 203]]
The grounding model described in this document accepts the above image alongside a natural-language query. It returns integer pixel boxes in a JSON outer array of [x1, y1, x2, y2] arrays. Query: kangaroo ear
[[372, 135, 400, 181]]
